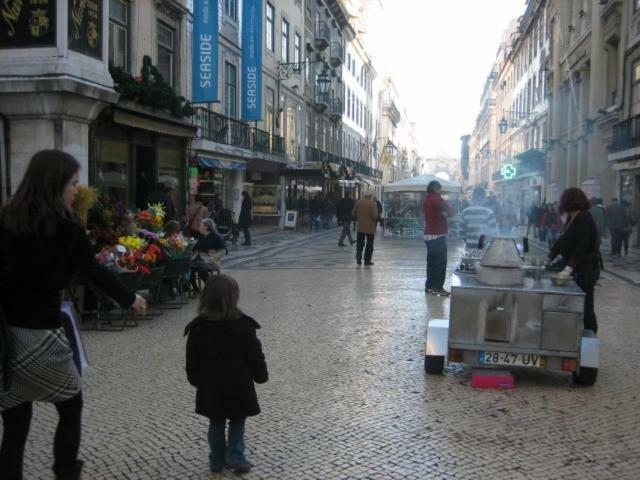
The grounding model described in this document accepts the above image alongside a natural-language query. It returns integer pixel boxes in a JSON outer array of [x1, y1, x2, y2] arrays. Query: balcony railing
[[609, 114, 640, 153], [315, 20, 331, 51], [329, 40, 344, 67], [192, 107, 284, 156], [329, 97, 343, 120], [304, 146, 383, 180]]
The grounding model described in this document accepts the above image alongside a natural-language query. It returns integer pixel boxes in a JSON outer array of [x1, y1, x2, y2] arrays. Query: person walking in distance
[[605, 198, 625, 255], [238, 191, 252, 246], [185, 275, 268, 474], [589, 197, 606, 246], [336, 193, 356, 246], [460, 187, 497, 249], [621, 200, 637, 256], [352, 193, 379, 266], [186, 194, 208, 238], [423, 180, 454, 296], [0, 150, 147, 480]]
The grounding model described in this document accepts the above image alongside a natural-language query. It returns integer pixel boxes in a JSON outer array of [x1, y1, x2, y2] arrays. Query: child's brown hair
[[198, 274, 242, 321]]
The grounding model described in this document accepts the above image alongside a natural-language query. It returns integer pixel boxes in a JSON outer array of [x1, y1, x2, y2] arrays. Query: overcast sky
[[366, 0, 527, 158]]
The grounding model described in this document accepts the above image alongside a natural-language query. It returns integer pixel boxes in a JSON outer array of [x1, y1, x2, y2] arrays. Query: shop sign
[[0, 0, 56, 49], [284, 210, 297, 229], [241, 0, 262, 121], [68, 0, 102, 59], [501, 163, 517, 180], [192, 0, 219, 103]]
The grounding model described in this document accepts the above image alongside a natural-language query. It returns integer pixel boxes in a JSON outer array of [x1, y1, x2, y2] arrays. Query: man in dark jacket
[[336, 193, 356, 246], [605, 198, 626, 255], [238, 191, 252, 246]]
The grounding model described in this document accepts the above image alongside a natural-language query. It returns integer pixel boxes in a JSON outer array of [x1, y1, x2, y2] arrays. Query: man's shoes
[[241, 242, 251, 246], [364, 261, 374, 266], [350, 240, 357, 245], [210, 464, 224, 473], [338, 243, 346, 247], [356, 259, 362, 265], [425, 288, 433, 293], [431, 288, 450, 297], [226, 461, 253, 474]]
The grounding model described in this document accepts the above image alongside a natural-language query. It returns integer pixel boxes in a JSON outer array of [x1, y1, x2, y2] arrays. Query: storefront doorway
[[135, 145, 156, 210]]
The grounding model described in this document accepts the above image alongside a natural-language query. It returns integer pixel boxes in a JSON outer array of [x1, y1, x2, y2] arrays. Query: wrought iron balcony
[[329, 40, 344, 67], [609, 114, 640, 153], [315, 20, 331, 51], [192, 107, 284, 156]]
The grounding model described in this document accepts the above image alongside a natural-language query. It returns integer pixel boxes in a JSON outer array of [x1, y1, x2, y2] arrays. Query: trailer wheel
[[573, 366, 598, 386], [424, 355, 445, 374]]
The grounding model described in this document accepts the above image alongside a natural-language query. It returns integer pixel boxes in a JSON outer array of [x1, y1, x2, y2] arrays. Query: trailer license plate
[[480, 351, 546, 368]]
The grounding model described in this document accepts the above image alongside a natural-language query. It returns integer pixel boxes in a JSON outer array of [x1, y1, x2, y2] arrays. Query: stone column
[[0, 1, 118, 194]]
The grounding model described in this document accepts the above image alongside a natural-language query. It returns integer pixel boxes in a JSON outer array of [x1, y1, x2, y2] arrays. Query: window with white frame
[[157, 22, 175, 86], [266, 3, 274, 52], [281, 19, 289, 62], [109, 0, 128, 70], [294, 33, 301, 68], [224, 0, 237, 21], [224, 62, 237, 118]]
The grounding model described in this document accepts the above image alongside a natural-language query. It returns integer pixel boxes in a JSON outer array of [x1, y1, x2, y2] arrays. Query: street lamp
[[498, 109, 538, 134]]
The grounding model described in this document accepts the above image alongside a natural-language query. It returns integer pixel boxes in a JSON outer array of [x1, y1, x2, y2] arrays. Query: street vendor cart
[[424, 238, 599, 386]]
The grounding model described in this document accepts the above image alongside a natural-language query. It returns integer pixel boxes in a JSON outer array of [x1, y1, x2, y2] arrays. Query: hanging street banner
[[0, 0, 56, 49], [241, 0, 262, 121], [69, 0, 103, 59], [192, 0, 218, 103]]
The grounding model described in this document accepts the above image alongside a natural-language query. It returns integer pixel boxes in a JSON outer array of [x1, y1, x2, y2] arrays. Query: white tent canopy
[[383, 175, 461, 194]]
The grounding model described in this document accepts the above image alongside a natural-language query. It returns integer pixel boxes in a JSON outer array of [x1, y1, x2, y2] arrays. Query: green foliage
[[109, 55, 195, 118]]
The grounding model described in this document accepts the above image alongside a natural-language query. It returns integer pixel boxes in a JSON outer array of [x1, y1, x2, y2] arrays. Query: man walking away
[[147, 179, 177, 220], [373, 196, 383, 229], [621, 200, 637, 255], [336, 193, 356, 246], [423, 181, 454, 296], [525, 203, 540, 238], [461, 188, 497, 249], [605, 198, 625, 255], [589, 197, 606, 246], [352, 193, 379, 266], [238, 191, 252, 246], [308, 195, 321, 231]]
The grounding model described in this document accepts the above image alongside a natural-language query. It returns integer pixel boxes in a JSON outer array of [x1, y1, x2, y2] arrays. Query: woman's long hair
[[199, 274, 243, 321], [0, 150, 80, 235]]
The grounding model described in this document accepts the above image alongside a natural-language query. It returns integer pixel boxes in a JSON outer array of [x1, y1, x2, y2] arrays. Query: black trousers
[[610, 228, 623, 254], [0, 392, 83, 480], [575, 265, 600, 334], [240, 225, 251, 244], [356, 232, 375, 263]]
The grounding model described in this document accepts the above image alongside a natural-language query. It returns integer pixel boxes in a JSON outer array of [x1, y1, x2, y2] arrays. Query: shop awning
[[197, 155, 246, 170], [356, 176, 376, 187]]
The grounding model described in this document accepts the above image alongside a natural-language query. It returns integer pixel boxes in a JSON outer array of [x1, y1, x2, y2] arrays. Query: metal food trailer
[[424, 238, 599, 386]]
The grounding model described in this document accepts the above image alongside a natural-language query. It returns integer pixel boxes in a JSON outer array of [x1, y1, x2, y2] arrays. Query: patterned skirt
[[0, 327, 81, 411]]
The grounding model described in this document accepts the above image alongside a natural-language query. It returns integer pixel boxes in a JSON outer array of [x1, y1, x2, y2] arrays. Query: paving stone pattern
[[7, 230, 640, 479]]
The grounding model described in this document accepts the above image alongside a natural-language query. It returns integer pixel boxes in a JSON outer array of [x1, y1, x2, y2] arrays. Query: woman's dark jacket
[[238, 196, 252, 227], [185, 314, 268, 419], [0, 220, 135, 329], [549, 211, 599, 273], [193, 231, 225, 253]]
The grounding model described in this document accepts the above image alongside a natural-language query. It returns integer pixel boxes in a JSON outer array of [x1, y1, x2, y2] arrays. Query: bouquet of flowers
[[136, 203, 166, 233]]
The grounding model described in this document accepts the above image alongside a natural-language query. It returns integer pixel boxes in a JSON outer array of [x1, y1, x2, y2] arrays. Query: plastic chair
[[160, 255, 191, 308]]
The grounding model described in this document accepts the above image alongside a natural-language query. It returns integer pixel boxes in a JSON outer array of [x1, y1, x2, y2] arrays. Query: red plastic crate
[[471, 369, 514, 389]]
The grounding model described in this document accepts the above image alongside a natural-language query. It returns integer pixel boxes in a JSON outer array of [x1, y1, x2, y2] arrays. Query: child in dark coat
[[184, 274, 268, 474]]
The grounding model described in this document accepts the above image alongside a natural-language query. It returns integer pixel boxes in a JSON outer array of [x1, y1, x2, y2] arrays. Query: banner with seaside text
[[241, 0, 263, 121], [192, 0, 219, 103]]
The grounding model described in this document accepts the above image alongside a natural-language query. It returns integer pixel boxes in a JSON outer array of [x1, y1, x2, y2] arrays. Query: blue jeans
[[208, 417, 246, 469], [425, 236, 447, 290]]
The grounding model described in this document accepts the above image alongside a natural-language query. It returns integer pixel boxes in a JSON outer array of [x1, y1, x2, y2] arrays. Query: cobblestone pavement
[[7, 229, 640, 479]]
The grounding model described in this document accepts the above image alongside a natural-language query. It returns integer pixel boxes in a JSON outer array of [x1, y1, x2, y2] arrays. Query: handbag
[[0, 304, 13, 393]]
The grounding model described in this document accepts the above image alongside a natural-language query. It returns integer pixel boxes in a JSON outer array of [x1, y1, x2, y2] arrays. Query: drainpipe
[[0, 113, 9, 203]]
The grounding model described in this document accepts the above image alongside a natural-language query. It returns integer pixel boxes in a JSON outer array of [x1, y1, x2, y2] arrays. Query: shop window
[[158, 144, 183, 215], [109, 0, 129, 70], [96, 137, 130, 207], [157, 22, 175, 86]]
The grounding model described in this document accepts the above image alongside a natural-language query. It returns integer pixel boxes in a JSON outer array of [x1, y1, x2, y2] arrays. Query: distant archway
[[435, 171, 451, 181]]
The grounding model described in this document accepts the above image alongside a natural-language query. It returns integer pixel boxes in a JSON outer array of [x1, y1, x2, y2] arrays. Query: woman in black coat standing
[[546, 187, 600, 334], [0, 150, 147, 480], [238, 191, 252, 246]]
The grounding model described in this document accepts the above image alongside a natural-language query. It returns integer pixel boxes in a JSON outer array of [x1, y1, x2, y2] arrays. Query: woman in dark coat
[[0, 150, 146, 480], [185, 275, 267, 473], [238, 191, 252, 246], [546, 188, 600, 334]]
